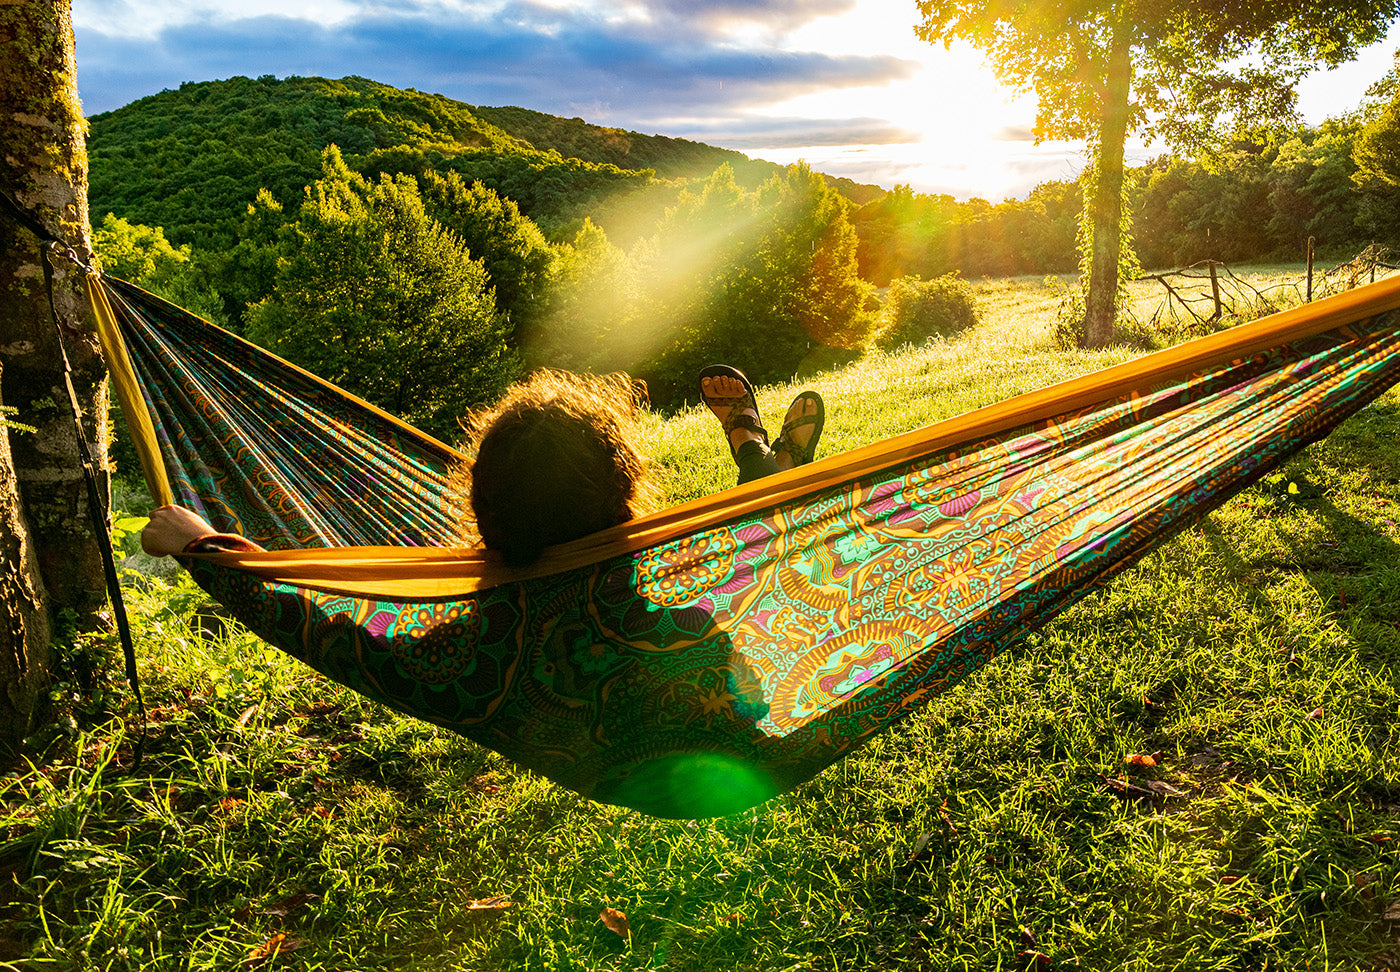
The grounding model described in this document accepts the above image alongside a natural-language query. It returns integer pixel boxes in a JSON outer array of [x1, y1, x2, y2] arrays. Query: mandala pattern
[[104, 276, 1400, 818]]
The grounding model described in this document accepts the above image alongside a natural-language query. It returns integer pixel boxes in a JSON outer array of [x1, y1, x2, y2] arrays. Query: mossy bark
[[0, 0, 109, 755], [1081, 18, 1133, 348]]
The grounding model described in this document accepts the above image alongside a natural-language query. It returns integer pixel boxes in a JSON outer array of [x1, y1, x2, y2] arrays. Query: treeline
[[87, 74, 1400, 434], [95, 147, 879, 430]]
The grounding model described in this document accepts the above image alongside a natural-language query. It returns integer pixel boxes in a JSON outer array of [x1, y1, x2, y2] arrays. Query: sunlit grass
[[6, 265, 1400, 969]]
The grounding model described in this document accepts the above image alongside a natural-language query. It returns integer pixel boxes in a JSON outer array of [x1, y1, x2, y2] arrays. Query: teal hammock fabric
[[102, 276, 1400, 817]]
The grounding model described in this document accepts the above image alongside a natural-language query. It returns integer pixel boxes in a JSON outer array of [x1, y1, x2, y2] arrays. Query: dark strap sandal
[[771, 391, 825, 467], [699, 364, 768, 459]]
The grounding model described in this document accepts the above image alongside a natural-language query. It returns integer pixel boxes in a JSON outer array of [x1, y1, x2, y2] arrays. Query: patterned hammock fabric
[[96, 275, 1400, 817]]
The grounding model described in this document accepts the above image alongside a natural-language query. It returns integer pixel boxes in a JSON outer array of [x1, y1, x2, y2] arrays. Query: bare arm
[[141, 505, 219, 556]]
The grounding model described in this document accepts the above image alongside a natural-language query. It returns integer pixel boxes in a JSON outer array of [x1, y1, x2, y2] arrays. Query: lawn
[[4, 270, 1400, 970]]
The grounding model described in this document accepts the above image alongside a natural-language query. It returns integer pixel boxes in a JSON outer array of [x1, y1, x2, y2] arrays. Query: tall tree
[[916, 0, 1399, 345], [245, 149, 517, 440], [0, 0, 109, 753]]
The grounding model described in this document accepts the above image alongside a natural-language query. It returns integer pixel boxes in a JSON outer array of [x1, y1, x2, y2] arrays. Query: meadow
[[4, 270, 1400, 970]]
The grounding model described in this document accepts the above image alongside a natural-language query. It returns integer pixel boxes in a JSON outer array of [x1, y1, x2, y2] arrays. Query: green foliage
[[85, 75, 637, 250], [0, 404, 36, 435], [471, 104, 783, 187], [536, 163, 873, 407], [1354, 91, 1400, 245], [244, 149, 517, 439], [525, 218, 639, 373], [851, 181, 1080, 286], [1134, 121, 1365, 269], [418, 170, 555, 334], [916, 1, 1396, 150], [90, 213, 227, 324], [874, 274, 981, 350]]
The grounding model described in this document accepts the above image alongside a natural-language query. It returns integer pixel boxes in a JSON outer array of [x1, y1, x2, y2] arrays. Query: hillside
[[470, 104, 781, 185], [86, 75, 878, 249]]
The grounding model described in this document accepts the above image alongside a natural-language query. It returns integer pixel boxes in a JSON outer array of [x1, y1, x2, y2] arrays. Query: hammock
[[94, 273, 1400, 817]]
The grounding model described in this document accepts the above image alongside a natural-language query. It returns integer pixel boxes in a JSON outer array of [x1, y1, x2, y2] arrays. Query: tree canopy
[[916, 0, 1400, 343], [244, 149, 517, 439]]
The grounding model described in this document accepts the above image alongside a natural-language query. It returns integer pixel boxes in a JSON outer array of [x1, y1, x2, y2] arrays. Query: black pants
[[735, 439, 780, 484]]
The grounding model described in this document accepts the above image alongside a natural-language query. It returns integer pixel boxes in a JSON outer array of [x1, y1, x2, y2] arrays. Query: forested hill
[[86, 74, 876, 248], [469, 104, 780, 185]]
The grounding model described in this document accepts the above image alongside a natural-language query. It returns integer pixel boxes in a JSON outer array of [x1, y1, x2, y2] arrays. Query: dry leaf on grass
[[246, 932, 303, 964], [1383, 900, 1400, 921], [1100, 774, 1184, 800], [466, 896, 514, 912], [1305, 706, 1324, 720], [600, 906, 631, 939], [1125, 754, 1157, 767]]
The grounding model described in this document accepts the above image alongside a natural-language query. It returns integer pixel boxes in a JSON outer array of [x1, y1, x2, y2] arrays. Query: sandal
[[698, 364, 768, 459], [771, 391, 824, 468]]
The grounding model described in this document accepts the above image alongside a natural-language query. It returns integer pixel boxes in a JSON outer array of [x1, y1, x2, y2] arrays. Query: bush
[[874, 274, 979, 350]]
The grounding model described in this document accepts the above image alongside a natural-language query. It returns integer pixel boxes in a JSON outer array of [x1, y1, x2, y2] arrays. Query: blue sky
[[72, 0, 1397, 202]]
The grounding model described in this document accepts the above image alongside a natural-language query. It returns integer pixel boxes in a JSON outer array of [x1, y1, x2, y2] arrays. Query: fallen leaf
[[466, 896, 513, 912], [1384, 900, 1400, 921], [218, 797, 246, 813], [1016, 950, 1052, 968], [1100, 774, 1184, 800], [1125, 754, 1157, 767], [1306, 707, 1324, 720], [600, 906, 631, 939], [261, 892, 319, 917], [246, 932, 303, 964], [722, 913, 744, 924], [1019, 926, 1037, 947]]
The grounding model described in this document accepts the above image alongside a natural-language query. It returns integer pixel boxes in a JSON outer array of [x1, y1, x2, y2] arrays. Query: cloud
[[992, 124, 1037, 142], [74, 2, 915, 135], [669, 115, 918, 149], [647, 0, 857, 34]]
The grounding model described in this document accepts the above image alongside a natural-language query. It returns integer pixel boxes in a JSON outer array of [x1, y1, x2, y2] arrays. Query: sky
[[71, 0, 1399, 203]]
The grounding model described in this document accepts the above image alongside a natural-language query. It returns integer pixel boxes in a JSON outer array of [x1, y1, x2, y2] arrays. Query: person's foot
[[772, 391, 825, 472], [699, 366, 768, 458]]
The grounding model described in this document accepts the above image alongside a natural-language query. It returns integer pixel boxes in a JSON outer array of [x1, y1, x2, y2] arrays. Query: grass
[[5, 268, 1400, 969]]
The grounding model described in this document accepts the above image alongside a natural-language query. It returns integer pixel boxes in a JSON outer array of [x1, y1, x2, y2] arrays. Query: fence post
[[1209, 260, 1221, 320], [1306, 237, 1315, 301]]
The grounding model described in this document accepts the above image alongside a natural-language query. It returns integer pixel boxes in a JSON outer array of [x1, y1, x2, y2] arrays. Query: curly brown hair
[[448, 370, 658, 567]]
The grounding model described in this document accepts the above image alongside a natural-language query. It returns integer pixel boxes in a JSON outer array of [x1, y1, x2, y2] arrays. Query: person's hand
[[141, 504, 217, 556]]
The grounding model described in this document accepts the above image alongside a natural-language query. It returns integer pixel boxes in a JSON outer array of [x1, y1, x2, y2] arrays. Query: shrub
[[875, 274, 979, 350]]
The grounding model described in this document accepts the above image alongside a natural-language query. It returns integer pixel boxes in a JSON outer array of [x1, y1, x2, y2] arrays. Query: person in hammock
[[143, 365, 825, 565]]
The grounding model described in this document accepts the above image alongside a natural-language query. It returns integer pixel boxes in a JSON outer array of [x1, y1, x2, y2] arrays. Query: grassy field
[[5, 270, 1400, 970]]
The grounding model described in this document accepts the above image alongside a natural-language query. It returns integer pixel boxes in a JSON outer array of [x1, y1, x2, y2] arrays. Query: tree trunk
[[0, 394, 50, 754], [1081, 18, 1134, 347], [0, 0, 108, 754]]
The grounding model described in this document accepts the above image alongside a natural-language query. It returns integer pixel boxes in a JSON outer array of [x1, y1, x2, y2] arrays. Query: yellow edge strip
[[88, 272, 174, 506], [188, 273, 1400, 600]]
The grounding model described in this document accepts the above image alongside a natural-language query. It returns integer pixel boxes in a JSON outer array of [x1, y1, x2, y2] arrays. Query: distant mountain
[[86, 75, 883, 249]]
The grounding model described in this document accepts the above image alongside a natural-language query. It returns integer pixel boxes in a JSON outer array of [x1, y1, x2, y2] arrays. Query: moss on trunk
[[0, 0, 109, 756]]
